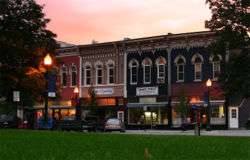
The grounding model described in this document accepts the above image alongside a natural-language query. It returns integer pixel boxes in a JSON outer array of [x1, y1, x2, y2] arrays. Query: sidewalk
[[125, 129, 250, 137]]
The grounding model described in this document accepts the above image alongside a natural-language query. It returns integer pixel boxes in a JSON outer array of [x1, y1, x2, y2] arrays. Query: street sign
[[48, 92, 56, 98], [13, 91, 20, 102]]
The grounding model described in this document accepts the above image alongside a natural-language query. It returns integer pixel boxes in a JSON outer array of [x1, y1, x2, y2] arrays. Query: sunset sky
[[37, 0, 212, 45]]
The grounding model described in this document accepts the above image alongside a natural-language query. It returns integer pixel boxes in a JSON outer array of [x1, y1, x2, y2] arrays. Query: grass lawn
[[0, 129, 250, 160]]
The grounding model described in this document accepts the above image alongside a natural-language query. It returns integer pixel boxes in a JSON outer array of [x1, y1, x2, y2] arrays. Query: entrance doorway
[[229, 107, 238, 128]]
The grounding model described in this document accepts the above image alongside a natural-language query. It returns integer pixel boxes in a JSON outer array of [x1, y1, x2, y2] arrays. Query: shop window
[[156, 57, 166, 83], [142, 58, 152, 84], [211, 105, 225, 125], [174, 55, 186, 82], [70, 64, 77, 86], [128, 107, 168, 125], [61, 65, 67, 87], [129, 59, 139, 84]]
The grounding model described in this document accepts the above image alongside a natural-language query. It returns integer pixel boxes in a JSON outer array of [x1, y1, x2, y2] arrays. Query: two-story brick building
[[50, 31, 239, 129]]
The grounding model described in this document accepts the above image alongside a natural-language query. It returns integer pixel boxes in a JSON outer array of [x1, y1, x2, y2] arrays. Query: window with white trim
[[129, 59, 138, 84], [156, 57, 166, 83], [61, 65, 67, 87], [175, 56, 186, 82], [212, 56, 221, 80], [191, 54, 203, 81], [107, 63, 114, 84], [142, 58, 152, 84], [96, 65, 103, 85], [85, 65, 91, 86], [70, 64, 77, 86]]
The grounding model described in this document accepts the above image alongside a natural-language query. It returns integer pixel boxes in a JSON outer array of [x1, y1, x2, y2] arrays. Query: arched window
[[61, 65, 67, 87], [155, 57, 166, 83], [174, 55, 186, 82], [129, 59, 139, 84], [95, 62, 103, 85], [107, 60, 115, 84], [70, 64, 77, 86], [210, 55, 222, 80], [84, 64, 91, 86], [142, 58, 152, 84], [191, 54, 204, 81]]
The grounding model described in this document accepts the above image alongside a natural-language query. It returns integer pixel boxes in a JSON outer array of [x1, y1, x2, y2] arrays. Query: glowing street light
[[44, 54, 52, 66], [206, 78, 212, 131], [43, 54, 53, 128]]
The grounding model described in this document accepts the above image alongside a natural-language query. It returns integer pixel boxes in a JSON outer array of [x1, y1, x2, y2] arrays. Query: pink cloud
[[37, 0, 211, 44]]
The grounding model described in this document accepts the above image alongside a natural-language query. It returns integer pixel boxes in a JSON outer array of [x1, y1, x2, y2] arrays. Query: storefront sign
[[95, 88, 113, 95], [136, 87, 158, 96]]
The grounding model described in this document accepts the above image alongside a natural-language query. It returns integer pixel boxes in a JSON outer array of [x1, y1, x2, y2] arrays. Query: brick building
[[49, 31, 248, 129]]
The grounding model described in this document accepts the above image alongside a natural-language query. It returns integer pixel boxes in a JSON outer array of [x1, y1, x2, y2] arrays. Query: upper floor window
[[84, 65, 91, 86], [209, 55, 222, 80], [107, 61, 115, 84], [61, 65, 67, 87], [142, 58, 152, 84], [129, 59, 139, 84], [96, 63, 103, 85], [192, 54, 204, 81], [156, 57, 166, 83], [70, 64, 77, 86], [174, 55, 186, 82]]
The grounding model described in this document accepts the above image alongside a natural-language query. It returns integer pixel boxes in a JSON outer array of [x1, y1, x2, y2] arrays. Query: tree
[[205, 0, 250, 98], [0, 0, 57, 109], [176, 86, 189, 130], [87, 86, 98, 116]]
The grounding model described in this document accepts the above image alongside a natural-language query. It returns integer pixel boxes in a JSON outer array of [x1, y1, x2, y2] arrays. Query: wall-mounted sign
[[136, 87, 158, 96], [95, 88, 114, 95]]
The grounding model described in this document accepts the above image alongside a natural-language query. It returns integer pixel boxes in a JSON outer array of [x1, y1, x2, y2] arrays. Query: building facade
[[52, 31, 238, 129]]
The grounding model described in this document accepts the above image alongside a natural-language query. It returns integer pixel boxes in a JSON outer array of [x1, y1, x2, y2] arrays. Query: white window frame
[[194, 63, 202, 81], [96, 64, 103, 85], [84, 65, 91, 86], [61, 65, 67, 87], [70, 64, 77, 87], [156, 57, 166, 84], [142, 58, 152, 84], [174, 55, 186, 83], [129, 59, 138, 85], [107, 63, 115, 84], [177, 64, 184, 82], [191, 54, 204, 82]]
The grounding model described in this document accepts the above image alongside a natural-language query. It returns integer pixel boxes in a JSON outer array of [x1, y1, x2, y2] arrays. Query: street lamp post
[[73, 86, 80, 121], [43, 54, 52, 126], [206, 78, 212, 131]]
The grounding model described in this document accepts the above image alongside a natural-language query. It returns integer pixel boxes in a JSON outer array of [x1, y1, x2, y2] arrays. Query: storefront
[[171, 100, 225, 128]]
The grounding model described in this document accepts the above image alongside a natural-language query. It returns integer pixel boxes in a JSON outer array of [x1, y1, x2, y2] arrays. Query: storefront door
[[229, 107, 238, 128]]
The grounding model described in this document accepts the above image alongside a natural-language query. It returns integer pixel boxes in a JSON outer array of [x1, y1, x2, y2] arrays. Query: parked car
[[82, 116, 104, 132], [104, 118, 125, 132], [0, 114, 18, 128]]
